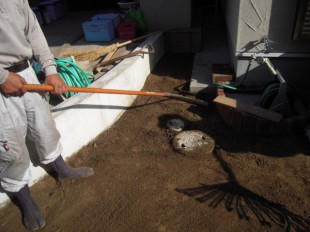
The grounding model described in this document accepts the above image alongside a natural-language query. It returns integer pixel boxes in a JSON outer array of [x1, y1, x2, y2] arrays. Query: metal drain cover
[[167, 118, 185, 132], [172, 130, 215, 156]]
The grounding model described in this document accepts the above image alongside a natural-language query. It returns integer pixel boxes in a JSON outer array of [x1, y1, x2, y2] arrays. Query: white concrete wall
[[0, 33, 164, 208], [139, 0, 191, 30]]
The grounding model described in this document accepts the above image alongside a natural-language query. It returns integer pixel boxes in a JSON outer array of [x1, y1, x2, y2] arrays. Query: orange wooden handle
[[23, 84, 208, 106], [24, 84, 166, 97]]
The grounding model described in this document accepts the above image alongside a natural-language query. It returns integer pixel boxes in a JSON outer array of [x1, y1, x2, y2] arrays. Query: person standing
[[0, 0, 94, 230]]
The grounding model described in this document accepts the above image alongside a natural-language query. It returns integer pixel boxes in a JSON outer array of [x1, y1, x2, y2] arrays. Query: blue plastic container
[[39, 0, 65, 22], [82, 20, 115, 42], [91, 13, 121, 29]]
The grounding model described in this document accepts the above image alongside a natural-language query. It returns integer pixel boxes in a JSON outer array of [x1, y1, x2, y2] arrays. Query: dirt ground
[[0, 54, 309, 232]]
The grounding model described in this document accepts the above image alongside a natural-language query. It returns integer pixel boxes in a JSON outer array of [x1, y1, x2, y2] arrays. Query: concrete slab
[[190, 51, 230, 99]]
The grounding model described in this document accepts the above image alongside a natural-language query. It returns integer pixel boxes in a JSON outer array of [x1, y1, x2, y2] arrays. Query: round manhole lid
[[167, 118, 185, 132], [172, 130, 215, 156]]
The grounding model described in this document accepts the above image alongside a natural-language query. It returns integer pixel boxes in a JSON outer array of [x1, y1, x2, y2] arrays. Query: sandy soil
[[0, 54, 309, 232]]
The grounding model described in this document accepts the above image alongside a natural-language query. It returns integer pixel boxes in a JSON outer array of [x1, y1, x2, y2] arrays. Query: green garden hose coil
[[55, 57, 94, 98]]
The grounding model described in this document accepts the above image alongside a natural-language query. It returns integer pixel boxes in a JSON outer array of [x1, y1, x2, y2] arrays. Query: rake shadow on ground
[[176, 148, 310, 232]]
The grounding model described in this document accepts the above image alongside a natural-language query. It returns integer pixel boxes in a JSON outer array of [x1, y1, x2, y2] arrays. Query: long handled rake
[[24, 84, 208, 106]]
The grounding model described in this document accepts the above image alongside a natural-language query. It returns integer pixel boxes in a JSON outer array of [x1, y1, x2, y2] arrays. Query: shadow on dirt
[[175, 148, 310, 231], [157, 106, 309, 231], [151, 54, 195, 81], [153, 52, 309, 230], [158, 105, 310, 158]]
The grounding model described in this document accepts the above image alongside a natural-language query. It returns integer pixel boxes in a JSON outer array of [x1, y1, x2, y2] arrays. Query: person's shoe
[[47, 155, 94, 180], [8, 185, 46, 231]]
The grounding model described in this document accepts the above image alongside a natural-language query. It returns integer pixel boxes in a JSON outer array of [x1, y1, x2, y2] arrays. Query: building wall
[[139, 0, 191, 30], [222, 0, 310, 84], [221, 0, 241, 68], [237, 0, 309, 53], [237, 0, 272, 53]]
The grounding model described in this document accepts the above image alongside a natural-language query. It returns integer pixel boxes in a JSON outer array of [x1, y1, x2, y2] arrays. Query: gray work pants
[[0, 66, 62, 192]]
